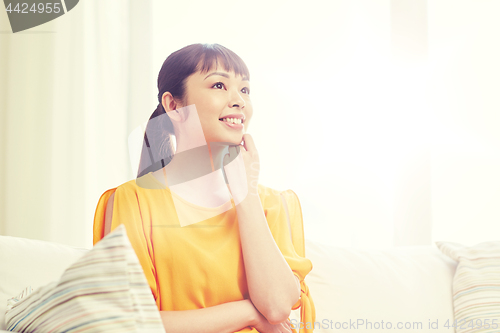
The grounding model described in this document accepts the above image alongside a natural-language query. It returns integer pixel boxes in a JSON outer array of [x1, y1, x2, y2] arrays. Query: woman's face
[[181, 66, 252, 145]]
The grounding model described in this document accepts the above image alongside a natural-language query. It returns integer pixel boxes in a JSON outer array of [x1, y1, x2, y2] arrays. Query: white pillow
[[436, 241, 500, 333], [303, 239, 457, 332], [0, 233, 89, 330], [4, 224, 165, 332]]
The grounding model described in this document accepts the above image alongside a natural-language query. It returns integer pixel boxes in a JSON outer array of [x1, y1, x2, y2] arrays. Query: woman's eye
[[213, 82, 225, 90], [241, 87, 250, 95]]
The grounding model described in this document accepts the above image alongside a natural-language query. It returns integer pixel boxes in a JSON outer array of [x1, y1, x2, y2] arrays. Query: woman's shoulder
[[257, 183, 300, 207], [96, 176, 147, 206], [257, 183, 298, 197], [110, 172, 164, 194], [257, 183, 282, 197]]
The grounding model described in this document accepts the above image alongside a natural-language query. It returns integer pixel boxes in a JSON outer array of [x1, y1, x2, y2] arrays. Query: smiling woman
[[137, 44, 252, 179], [92, 43, 315, 333]]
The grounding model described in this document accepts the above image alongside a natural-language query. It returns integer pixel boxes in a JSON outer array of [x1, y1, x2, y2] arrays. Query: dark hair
[[136, 43, 250, 178]]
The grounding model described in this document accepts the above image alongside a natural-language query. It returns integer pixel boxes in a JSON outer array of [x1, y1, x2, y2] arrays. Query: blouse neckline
[[145, 171, 234, 212]]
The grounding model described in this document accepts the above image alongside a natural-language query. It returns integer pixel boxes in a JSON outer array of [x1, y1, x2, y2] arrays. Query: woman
[[93, 43, 315, 333]]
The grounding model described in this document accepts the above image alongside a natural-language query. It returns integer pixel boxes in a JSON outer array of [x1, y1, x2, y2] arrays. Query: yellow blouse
[[93, 171, 315, 332]]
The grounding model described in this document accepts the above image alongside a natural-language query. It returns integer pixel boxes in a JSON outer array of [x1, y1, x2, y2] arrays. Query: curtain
[[0, 0, 154, 248]]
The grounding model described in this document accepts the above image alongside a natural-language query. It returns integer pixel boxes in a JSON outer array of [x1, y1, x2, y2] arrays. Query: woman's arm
[[223, 135, 300, 324], [159, 299, 257, 333], [236, 194, 301, 325]]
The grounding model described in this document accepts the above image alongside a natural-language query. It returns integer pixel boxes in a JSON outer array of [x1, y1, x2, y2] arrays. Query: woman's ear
[[162, 91, 183, 122]]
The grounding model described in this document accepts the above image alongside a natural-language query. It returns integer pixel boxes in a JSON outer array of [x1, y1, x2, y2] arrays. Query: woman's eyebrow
[[204, 72, 249, 81]]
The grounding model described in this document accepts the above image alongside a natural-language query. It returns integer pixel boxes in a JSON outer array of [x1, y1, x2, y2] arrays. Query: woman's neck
[[163, 142, 228, 187]]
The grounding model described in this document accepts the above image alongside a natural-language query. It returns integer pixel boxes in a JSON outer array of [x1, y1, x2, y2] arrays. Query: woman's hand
[[222, 133, 260, 205], [252, 310, 293, 333]]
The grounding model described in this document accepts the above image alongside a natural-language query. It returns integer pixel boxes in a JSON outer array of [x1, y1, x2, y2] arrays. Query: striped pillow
[[4, 224, 164, 332], [436, 241, 500, 332]]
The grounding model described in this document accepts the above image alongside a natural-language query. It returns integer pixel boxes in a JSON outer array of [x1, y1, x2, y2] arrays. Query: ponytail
[[136, 103, 175, 178]]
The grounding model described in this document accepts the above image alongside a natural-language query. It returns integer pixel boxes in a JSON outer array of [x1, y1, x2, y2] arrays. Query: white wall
[[428, 0, 500, 246]]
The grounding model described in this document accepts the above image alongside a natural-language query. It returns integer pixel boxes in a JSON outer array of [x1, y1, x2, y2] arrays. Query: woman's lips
[[219, 120, 243, 130]]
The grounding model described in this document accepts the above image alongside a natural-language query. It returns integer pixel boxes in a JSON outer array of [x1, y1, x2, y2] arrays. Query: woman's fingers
[[242, 133, 257, 154]]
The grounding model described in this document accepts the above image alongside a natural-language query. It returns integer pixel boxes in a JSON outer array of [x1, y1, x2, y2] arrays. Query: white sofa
[[0, 233, 457, 332]]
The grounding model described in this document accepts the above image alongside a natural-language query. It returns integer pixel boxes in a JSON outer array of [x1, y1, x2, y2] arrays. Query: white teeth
[[221, 118, 242, 124]]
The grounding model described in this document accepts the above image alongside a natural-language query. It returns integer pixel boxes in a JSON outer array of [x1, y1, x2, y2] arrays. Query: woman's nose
[[229, 91, 245, 109]]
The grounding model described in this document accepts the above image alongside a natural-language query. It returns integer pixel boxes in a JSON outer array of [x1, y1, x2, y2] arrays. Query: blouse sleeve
[[93, 185, 159, 306], [263, 187, 316, 332]]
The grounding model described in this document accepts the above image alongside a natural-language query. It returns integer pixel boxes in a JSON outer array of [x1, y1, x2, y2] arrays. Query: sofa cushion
[[4, 224, 165, 332], [436, 241, 500, 333], [0, 233, 89, 330], [298, 239, 457, 332]]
